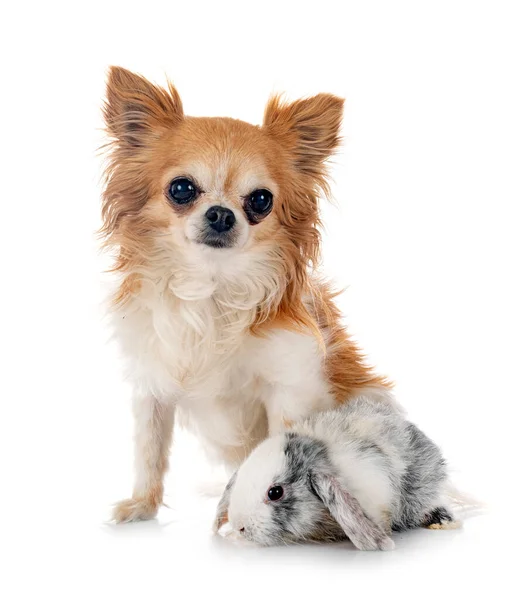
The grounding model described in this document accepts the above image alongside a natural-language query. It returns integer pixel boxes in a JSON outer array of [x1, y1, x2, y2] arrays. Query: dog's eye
[[267, 485, 284, 501], [248, 189, 273, 214], [168, 178, 198, 204]]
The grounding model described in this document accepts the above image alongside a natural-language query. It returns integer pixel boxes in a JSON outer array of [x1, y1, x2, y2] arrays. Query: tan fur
[[380, 507, 393, 534], [307, 283, 392, 401], [427, 521, 462, 530]]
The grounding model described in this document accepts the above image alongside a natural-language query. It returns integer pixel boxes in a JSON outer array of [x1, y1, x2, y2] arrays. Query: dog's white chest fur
[[112, 260, 334, 464]]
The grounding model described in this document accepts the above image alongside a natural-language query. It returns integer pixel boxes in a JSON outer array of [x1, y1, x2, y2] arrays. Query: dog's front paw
[[112, 497, 159, 523]]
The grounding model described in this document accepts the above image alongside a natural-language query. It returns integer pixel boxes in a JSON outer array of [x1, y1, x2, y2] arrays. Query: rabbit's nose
[[239, 527, 245, 534]]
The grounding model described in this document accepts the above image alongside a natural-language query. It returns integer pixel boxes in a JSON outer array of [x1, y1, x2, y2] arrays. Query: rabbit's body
[[291, 397, 451, 533], [215, 395, 456, 550]]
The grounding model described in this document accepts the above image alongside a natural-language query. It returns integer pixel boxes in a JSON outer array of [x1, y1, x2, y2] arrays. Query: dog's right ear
[[104, 66, 184, 150], [263, 93, 343, 186], [213, 471, 237, 533]]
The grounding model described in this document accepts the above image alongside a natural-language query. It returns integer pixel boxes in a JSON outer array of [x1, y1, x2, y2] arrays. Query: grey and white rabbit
[[214, 396, 458, 550]]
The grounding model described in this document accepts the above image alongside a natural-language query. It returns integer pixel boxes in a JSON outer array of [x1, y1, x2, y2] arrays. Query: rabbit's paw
[[423, 507, 461, 530]]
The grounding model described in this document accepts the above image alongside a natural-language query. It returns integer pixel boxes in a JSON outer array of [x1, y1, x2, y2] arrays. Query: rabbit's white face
[[227, 436, 290, 545], [223, 434, 339, 546]]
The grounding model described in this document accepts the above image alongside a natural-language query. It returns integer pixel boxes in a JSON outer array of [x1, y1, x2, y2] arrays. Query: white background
[[2, 1, 523, 598]]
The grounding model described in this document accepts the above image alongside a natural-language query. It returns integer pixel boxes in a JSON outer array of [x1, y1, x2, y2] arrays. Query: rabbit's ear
[[309, 473, 395, 551], [213, 471, 238, 533]]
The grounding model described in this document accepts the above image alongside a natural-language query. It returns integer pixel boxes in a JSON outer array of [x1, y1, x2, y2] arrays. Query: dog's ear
[[213, 471, 238, 533], [309, 472, 394, 551], [104, 66, 183, 149], [263, 93, 344, 183]]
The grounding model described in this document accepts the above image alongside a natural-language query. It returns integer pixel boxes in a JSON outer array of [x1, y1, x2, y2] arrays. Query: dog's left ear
[[309, 472, 395, 551], [104, 66, 184, 150], [263, 93, 344, 182]]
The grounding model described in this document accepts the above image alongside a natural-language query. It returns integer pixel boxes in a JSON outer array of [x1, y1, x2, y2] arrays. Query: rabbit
[[213, 396, 458, 550]]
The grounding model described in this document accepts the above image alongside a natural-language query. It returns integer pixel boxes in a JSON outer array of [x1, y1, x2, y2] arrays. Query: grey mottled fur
[[297, 397, 451, 531], [215, 396, 454, 548]]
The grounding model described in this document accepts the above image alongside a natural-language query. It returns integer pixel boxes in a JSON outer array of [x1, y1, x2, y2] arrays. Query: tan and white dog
[[101, 67, 391, 523]]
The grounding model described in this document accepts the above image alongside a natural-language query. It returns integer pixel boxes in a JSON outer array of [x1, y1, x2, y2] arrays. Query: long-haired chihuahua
[[101, 67, 391, 523]]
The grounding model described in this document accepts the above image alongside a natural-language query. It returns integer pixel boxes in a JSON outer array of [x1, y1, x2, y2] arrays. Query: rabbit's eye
[[267, 485, 284, 501]]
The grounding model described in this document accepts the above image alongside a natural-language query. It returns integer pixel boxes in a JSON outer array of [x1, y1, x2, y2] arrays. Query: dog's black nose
[[205, 206, 236, 233]]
